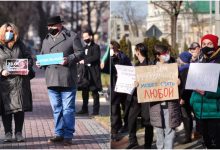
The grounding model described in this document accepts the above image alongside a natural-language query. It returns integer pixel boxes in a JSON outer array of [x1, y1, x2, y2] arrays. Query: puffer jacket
[[190, 47, 220, 119]]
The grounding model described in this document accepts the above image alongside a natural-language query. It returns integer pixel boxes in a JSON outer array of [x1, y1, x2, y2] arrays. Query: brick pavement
[[0, 69, 110, 149]]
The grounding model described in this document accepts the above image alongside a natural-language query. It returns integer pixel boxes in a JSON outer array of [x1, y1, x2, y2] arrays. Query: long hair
[[0, 23, 19, 49]]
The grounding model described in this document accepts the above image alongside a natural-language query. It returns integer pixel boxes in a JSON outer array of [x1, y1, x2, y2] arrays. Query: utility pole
[[215, 1, 220, 42], [210, 0, 213, 33]]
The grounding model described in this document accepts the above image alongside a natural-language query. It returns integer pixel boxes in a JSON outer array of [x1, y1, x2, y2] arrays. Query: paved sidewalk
[[111, 121, 204, 149], [0, 69, 110, 149]]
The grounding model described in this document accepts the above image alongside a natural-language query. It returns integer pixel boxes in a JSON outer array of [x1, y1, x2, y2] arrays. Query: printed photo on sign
[[114, 65, 136, 95], [6, 59, 28, 75], [185, 63, 220, 92], [136, 63, 179, 103]]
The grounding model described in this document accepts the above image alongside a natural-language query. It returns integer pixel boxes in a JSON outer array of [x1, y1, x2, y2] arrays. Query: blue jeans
[[155, 108, 176, 149], [48, 87, 76, 139]]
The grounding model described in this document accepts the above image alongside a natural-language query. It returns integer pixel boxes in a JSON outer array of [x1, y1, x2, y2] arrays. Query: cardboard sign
[[36, 53, 63, 66], [114, 65, 136, 95], [185, 63, 220, 92], [136, 63, 179, 103], [6, 59, 28, 75]]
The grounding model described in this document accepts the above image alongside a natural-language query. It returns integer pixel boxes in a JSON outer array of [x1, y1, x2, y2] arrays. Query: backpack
[[77, 64, 90, 91]]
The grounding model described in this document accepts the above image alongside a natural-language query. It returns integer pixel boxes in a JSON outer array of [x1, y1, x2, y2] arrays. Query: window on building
[[124, 25, 129, 31], [117, 34, 120, 39], [117, 25, 120, 31]]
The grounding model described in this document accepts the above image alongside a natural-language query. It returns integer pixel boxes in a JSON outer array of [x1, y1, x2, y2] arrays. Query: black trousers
[[82, 90, 100, 113], [202, 119, 220, 149], [181, 103, 193, 140], [1, 110, 24, 134], [128, 97, 153, 148], [111, 92, 128, 132]]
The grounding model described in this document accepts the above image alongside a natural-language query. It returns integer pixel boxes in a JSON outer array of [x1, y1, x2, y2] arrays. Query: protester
[[77, 30, 102, 116], [150, 44, 181, 149], [110, 40, 131, 141], [178, 51, 194, 144], [126, 43, 153, 149], [188, 42, 203, 63], [190, 34, 220, 148], [36, 16, 84, 146], [0, 23, 33, 142]]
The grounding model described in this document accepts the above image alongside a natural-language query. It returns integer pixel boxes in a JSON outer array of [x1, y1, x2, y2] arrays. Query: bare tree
[[93, 1, 109, 34], [0, 2, 36, 39], [118, 1, 146, 37], [151, 1, 183, 49]]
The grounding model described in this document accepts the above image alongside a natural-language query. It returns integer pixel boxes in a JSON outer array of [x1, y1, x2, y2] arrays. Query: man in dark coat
[[77, 30, 102, 115], [37, 16, 84, 146]]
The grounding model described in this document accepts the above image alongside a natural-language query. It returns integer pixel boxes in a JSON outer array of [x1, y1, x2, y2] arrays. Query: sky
[[110, 1, 148, 20]]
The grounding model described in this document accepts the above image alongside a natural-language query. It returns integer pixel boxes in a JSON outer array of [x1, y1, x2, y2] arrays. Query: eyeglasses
[[189, 48, 196, 51]]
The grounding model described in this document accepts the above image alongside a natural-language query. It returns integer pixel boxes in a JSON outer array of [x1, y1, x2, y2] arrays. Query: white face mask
[[5, 32, 14, 42], [160, 54, 170, 62], [110, 49, 114, 56]]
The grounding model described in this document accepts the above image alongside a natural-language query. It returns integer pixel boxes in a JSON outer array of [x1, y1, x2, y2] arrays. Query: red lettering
[[158, 89, 163, 99], [168, 88, 174, 97], [144, 90, 151, 99], [164, 88, 168, 97], [153, 89, 157, 98]]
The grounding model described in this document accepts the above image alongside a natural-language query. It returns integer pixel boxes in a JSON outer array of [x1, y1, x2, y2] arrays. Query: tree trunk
[[171, 15, 177, 49], [87, 1, 92, 32]]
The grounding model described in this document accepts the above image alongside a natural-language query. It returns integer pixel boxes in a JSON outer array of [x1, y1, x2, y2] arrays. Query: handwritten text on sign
[[136, 63, 179, 103], [185, 63, 220, 92], [114, 65, 136, 95]]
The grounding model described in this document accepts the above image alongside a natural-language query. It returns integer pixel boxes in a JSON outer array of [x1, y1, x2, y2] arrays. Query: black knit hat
[[47, 16, 64, 26]]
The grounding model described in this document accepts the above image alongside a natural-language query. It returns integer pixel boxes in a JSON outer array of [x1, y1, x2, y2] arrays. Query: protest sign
[[136, 63, 179, 103], [185, 63, 220, 92], [36, 53, 63, 66], [6, 59, 28, 75], [114, 65, 136, 95]]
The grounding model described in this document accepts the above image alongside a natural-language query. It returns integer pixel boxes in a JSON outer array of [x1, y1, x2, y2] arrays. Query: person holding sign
[[110, 40, 131, 141], [190, 34, 220, 148], [149, 44, 181, 149], [0, 23, 33, 142], [126, 43, 153, 149], [36, 16, 84, 146]]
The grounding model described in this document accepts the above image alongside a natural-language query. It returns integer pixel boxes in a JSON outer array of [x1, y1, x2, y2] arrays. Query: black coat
[[127, 59, 151, 125], [0, 40, 33, 115], [83, 41, 102, 91], [111, 51, 132, 105], [41, 27, 84, 88]]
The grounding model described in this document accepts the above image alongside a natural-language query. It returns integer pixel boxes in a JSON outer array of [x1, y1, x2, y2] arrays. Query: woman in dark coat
[[0, 23, 33, 142]]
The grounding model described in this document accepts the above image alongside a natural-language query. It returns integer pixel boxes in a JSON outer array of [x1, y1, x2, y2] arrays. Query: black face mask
[[84, 39, 91, 44], [201, 46, 215, 57], [48, 28, 59, 35]]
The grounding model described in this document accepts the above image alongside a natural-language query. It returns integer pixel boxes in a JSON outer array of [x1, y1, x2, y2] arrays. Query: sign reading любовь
[[136, 63, 179, 103], [36, 53, 63, 66], [6, 59, 28, 75], [185, 63, 220, 92], [114, 65, 136, 95]]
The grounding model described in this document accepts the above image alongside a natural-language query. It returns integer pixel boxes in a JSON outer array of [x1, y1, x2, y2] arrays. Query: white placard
[[114, 65, 136, 94], [185, 63, 220, 92]]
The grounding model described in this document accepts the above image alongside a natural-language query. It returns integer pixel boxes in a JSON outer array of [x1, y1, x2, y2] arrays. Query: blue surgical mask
[[5, 32, 14, 42]]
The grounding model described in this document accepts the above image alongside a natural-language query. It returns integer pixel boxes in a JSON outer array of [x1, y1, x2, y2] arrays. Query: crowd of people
[[1, 14, 220, 149], [111, 34, 220, 149], [0, 16, 108, 146]]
